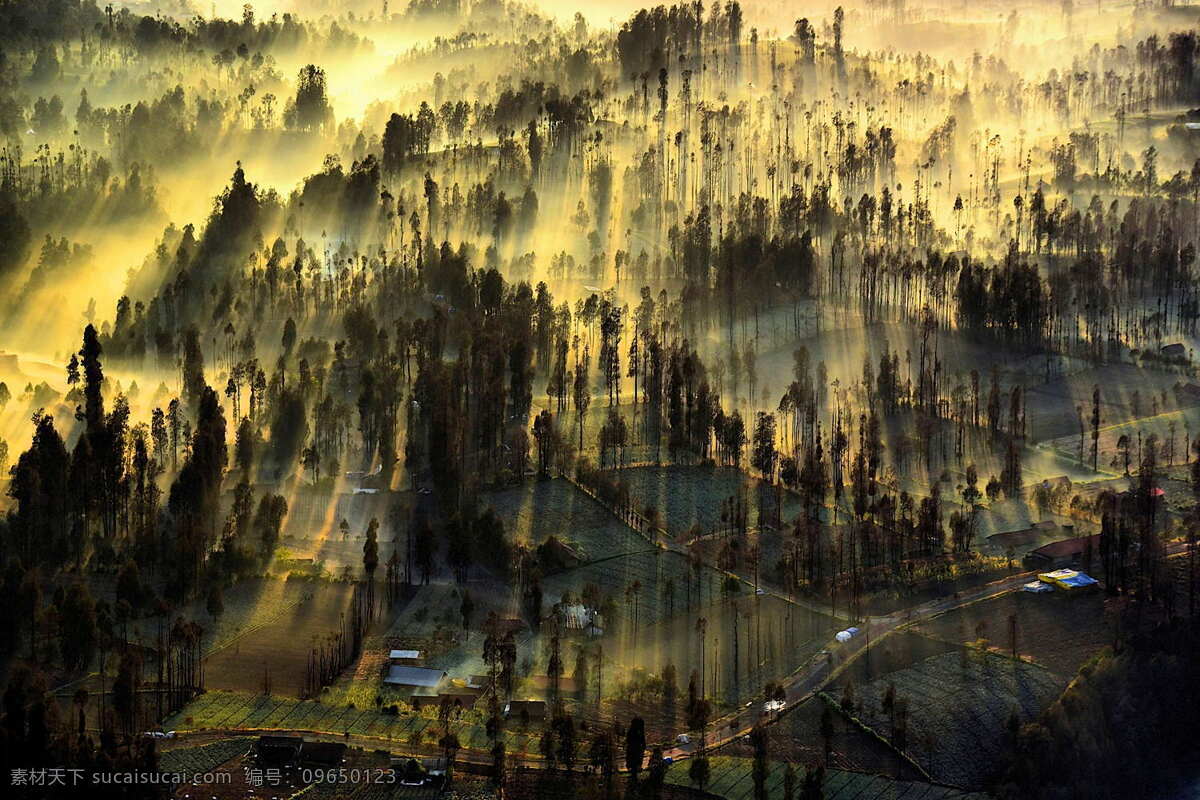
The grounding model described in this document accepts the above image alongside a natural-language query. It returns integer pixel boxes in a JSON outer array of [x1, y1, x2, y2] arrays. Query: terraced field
[[847, 651, 1062, 789], [664, 756, 992, 800]]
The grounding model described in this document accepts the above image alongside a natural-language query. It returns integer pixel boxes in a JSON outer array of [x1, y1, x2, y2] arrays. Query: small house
[[1024, 534, 1101, 570], [988, 520, 1058, 551], [408, 688, 441, 710], [436, 689, 481, 712], [1161, 343, 1187, 360], [538, 536, 583, 570], [503, 699, 547, 722]]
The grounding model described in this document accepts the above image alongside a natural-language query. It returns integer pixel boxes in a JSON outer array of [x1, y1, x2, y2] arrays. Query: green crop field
[[159, 737, 253, 774], [664, 756, 992, 800]]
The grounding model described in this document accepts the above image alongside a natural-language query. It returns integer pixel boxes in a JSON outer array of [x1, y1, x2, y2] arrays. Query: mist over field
[[2, 1, 1200, 799]]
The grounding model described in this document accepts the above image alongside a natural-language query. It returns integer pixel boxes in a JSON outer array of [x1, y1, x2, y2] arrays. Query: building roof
[[383, 666, 447, 687], [560, 603, 592, 629], [1039, 569, 1100, 590], [1029, 534, 1100, 560], [987, 528, 1045, 548], [389, 649, 422, 660], [504, 699, 547, 717]]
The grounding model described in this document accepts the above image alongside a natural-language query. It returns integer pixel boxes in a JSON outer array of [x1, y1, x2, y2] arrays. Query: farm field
[[663, 756, 992, 800], [128, 577, 316, 656], [481, 477, 645, 561], [203, 582, 356, 696], [541, 547, 726, 628], [1041, 403, 1200, 478], [159, 737, 253, 774], [608, 465, 801, 538], [843, 650, 1063, 789], [617, 590, 835, 709], [833, 632, 960, 688], [164, 689, 543, 758], [280, 488, 415, 574], [1023, 362, 1195, 444], [719, 695, 925, 780], [914, 590, 1114, 679]]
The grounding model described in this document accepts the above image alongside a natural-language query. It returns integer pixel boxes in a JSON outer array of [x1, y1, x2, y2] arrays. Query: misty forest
[[1, 0, 1200, 798]]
